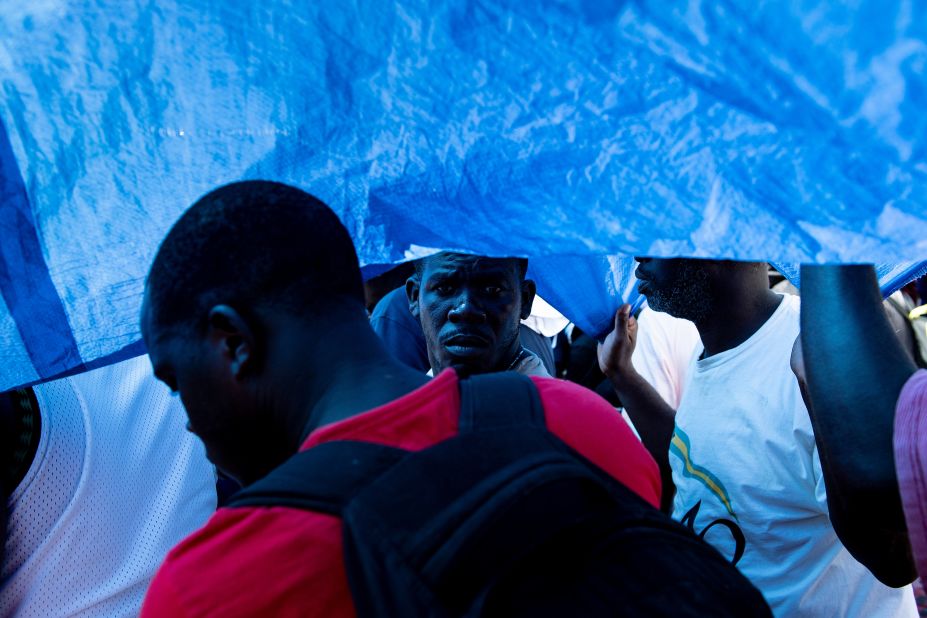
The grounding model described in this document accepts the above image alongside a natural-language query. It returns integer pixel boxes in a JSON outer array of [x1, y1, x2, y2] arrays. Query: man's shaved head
[[142, 181, 367, 483], [146, 180, 364, 334]]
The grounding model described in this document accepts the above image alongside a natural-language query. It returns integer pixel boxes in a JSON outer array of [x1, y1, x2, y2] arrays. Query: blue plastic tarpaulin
[[1, 1, 926, 389]]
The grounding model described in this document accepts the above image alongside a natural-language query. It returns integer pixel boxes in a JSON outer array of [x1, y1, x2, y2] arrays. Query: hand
[[597, 304, 638, 380]]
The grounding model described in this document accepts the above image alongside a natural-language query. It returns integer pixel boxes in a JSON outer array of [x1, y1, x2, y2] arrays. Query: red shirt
[[141, 370, 661, 617]]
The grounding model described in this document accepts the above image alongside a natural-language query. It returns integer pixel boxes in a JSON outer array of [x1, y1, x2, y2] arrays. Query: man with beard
[[598, 258, 916, 617]]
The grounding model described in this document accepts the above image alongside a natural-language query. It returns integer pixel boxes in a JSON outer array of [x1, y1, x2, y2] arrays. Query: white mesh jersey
[[1, 355, 216, 617]]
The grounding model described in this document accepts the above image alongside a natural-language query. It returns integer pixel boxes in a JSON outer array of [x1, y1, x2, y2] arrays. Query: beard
[[645, 262, 713, 323]]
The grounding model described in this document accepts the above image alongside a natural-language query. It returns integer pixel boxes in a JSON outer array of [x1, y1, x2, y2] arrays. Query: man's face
[[140, 292, 253, 483], [634, 257, 713, 322], [409, 253, 533, 377]]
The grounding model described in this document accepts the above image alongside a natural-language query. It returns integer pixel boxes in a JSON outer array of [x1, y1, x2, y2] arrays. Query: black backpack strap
[[227, 440, 408, 514], [458, 371, 544, 432]]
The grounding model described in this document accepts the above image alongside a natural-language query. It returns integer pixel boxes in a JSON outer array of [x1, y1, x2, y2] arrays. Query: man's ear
[[406, 276, 421, 319], [520, 280, 537, 321], [206, 305, 255, 379]]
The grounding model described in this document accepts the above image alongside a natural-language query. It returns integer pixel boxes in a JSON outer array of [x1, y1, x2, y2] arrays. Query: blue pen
[[628, 295, 646, 316]]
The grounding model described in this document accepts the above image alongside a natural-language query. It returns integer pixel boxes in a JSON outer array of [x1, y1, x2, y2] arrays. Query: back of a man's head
[[147, 180, 364, 333]]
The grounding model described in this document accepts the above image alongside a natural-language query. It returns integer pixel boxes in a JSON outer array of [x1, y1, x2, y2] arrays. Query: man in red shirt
[[140, 181, 660, 617]]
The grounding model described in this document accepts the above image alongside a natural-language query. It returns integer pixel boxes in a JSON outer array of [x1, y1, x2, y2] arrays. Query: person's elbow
[[839, 533, 916, 588], [828, 494, 917, 587]]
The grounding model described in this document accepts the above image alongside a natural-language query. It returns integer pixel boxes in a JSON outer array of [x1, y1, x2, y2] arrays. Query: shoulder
[[369, 290, 422, 339], [769, 294, 801, 360], [530, 378, 661, 508], [370, 288, 411, 321], [143, 507, 352, 617], [530, 376, 613, 410], [778, 292, 801, 322]]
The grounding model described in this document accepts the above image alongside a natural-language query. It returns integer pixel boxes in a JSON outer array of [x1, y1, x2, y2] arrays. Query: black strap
[[227, 440, 408, 513], [458, 372, 544, 432]]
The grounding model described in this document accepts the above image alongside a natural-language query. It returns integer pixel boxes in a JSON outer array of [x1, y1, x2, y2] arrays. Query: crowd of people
[[1, 180, 926, 616]]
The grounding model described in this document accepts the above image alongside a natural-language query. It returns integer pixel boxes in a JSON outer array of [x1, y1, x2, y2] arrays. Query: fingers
[[596, 340, 608, 372], [600, 303, 638, 379], [615, 303, 631, 334]]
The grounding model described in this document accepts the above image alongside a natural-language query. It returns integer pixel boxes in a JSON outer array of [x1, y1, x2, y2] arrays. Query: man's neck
[[501, 345, 528, 371], [694, 289, 783, 359], [436, 342, 525, 378], [269, 311, 430, 450]]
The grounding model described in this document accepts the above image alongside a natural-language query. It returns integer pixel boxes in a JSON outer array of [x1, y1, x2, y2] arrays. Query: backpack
[[228, 372, 770, 617]]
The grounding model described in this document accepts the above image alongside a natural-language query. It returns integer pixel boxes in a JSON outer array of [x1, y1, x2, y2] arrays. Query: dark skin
[[141, 291, 429, 487], [792, 264, 916, 587], [407, 253, 536, 378], [597, 258, 781, 513], [1, 387, 43, 562], [1, 391, 12, 565]]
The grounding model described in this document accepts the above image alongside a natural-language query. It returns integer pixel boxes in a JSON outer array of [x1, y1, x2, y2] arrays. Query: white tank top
[[1, 355, 216, 617]]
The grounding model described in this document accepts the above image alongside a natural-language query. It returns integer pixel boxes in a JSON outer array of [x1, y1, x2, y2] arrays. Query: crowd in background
[[1, 181, 926, 617]]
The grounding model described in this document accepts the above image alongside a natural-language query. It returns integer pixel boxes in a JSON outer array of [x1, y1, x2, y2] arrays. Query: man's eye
[[484, 286, 503, 295], [435, 284, 454, 294]]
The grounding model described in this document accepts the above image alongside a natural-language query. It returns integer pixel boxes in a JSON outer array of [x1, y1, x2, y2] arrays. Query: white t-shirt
[[670, 294, 916, 617], [631, 307, 700, 408], [1, 355, 216, 617]]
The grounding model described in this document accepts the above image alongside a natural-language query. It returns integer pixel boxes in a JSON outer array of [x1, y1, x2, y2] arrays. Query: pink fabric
[[895, 369, 927, 578]]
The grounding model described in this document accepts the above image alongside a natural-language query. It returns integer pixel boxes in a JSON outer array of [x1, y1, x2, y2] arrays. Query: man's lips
[[442, 333, 490, 357], [635, 270, 652, 294], [443, 333, 490, 347]]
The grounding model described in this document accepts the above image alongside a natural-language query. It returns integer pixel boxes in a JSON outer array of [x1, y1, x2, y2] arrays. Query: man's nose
[[448, 291, 487, 323], [634, 256, 650, 264]]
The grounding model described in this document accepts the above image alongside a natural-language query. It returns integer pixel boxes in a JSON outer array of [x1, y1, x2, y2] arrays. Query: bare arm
[[598, 305, 677, 512], [798, 264, 917, 587]]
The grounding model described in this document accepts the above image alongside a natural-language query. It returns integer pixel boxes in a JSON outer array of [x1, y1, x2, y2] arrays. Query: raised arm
[[798, 264, 917, 587], [598, 304, 677, 512]]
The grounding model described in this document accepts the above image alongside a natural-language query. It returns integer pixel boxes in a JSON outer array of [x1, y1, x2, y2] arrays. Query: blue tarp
[[1, 1, 926, 390]]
